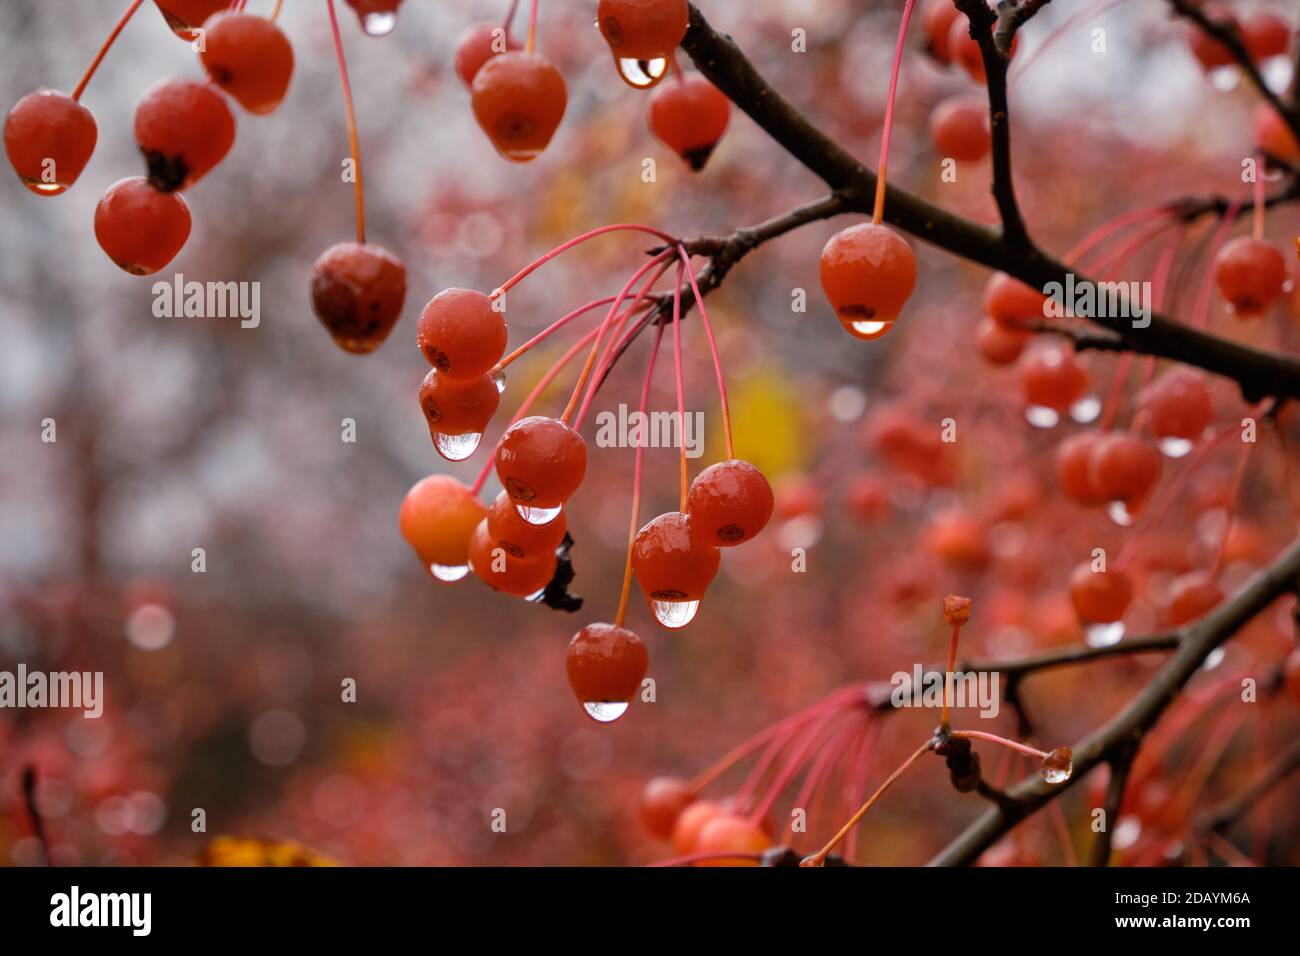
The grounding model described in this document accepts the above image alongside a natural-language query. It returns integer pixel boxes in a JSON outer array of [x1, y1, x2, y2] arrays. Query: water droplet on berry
[[1202, 647, 1226, 671], [1040, 747, 1073, 784], [434, 431, 483, 462], [1158, 436, 1193, 458], [845, 319, 891, 340], [1207, 65, 1240, 92], [1085, 621, 1125, 647], [489, 368, 507, 393], [1068, 396, 1101, 423], [430, 562, 470, 582], [515, 503, 562, 525], [1106, 500, 1135, 526], [1113, 816, 1142, 850], [616, 56, 668, 88], [33, 181, 65, 195], [651, 599, 700, 629], [361, 11, 397, 36], [1024, 405, 1060, 429], [524, 588, 547, 602], [582, 700, 630, 722]]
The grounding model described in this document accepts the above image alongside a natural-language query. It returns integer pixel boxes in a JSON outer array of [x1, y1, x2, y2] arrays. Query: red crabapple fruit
[[632, 511, 721, 627], [820, 223, 917, 340], [485, 490, 568, 559], [4, 89, 97, 195], [309, 241, 408, 354], [565, 622, 649, 722], [416, 288, 508, 380], [398, 475, 486, 580], [686, 459, 774, 547], [153, 0, 228, 41], [1212, 236, 1288, 317], [134, 77, 236, 191], [1055, 430, 1107, 505], [976, 317, 1030, 365], [470, 52, 567, 162], [93, 176, 192, 275], [647, 72, 731, 170], [345, 0, 404, 36], [453, 23, 521, 88], [694, 814, 768, 866], [929, 96, 990, 162], [418, 370, 500, 461], [1165, 572, 1223, 626], [1087, 432, 1162, 508], [921, 0, 960, 63], [467, 519, 558, 597], [596, 0, 689, 89], [984, 272, 1047, 330], [640, 777, 695, 841], [1020, 344, 1089, 412], [494, 416, 587, 514], [199, 13, 295, 115], [1068, 562, 1133, 624], [1254, 104, 1300, 164]]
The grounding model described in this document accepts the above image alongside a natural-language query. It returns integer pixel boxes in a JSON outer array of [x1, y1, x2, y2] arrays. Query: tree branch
[[1088, 746, 1136, 866]]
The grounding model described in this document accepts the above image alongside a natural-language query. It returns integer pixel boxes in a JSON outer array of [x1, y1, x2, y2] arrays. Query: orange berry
[[1088, 433, 1161, 506], [984, 272, 1047, 330], [399, 475, 486, 578], [153, 0, 228, 40], [1242, 12, 1292, 61], [1165, 571, 1223, 626], [597, 0, 689, 88], [921, 0, 960, 62], [1254, 103, 1300, 164], [470, 51, 567, 162], [485, 490, 567, 559], [309, 241, 408, 354], [819, 223, 917, 340], [565, 622, 649, 721], [4, 89, 97, 196], [134, 77, 236, 191], [199, 13, 294, 115], [1055, 430, 1107, 505], [925, 510, 990, 570], [647, 71, 730, 170], [976, 316, 1030, 365], [640, 777, 695, 841], [948, 14, 1017, 83], [1068, 563, 1133, 624], [693, 814, 768, 866], [94, 177, 192, 275], [1020, 344, 1088, 411], [929, 96, 990, 162], [494, 416, 587, 510], [686, 459, 773, 547], [633, 512, 720, 626], [671, 799, 723, 855], [416, 288, 508, 380], [467, 519, 557, 596], [1213, 236, 1288, 317], [418, 370, 500, 460], [1185, 11, 1239, 70], [1138, 368, 1213, 442], [453, 22, 520, 88]]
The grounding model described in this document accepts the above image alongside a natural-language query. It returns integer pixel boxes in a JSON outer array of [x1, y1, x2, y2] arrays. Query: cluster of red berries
[[5, 1, 293, 277], [1185, 5, 1293, 73]]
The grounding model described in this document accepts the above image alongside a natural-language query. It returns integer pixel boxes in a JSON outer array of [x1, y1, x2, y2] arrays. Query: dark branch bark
[[1088, 747, 1136, 866]]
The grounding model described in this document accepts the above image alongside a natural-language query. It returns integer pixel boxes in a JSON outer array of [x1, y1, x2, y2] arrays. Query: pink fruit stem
[[526, 0, 538, 53], [841, 720, 880, 862], [872, 0, 917, 225], [326, 0, 367, 244], [71, 0, 145, 102], [1192, 197, 1244, 329], [678, 246, 734, 461], [492, 224, 676, 298], [948, 730, 1050, 761], [615, 324, 665, 629], [1210, 437, 1254, 577], [495, 295, 620, 372], [1253, 154, 1266, 240], [670, 261, 690, 511], [1009, 0, 1134, 84]]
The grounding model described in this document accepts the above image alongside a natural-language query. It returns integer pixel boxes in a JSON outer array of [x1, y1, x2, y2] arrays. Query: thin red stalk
[[949, 730, 1049, 760], [646, 851, 764, 867], [1047, 795, 1079, 866], [677, 246, 734, 461], [1192, 198, 1243, 329], [1210, 438, 1254, 576], [749, 712, 839, 825], [495, 295, 619, 372], [492, 225, 675, 298], [1009, 0, 1134, 84], [670, 261, 689, 510], [872, 0, 917, 224], [526, 0, 539, 53], [326, 0, 366, 244], [71, 0, 145, 102], [842, 721, 880, 862], [615, 325, 665, 628]]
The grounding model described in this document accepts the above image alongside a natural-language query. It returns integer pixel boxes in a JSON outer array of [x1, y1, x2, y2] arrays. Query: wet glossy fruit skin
[[1020, 345, 1088, 410], [309, 242, 407, 354], [647, 72, 730, 170], [1088, 433, 1161, 505], [976, 317, 1030, 365], [94, 177, 192, 275], [154, 0, 228, 40], [597, 0, 689, 61], [398, 475, 486, 571], [1068, 563, 1133, 624], [199, 13, 295, 115], [419, 369, 500, 439], [1056, 431, 1107, 505], [485, 491, 567, 559], [1165, 572, 1223, 626], [687, 460, 773, 547], [494, 416, 587, 508], [984, 272, 1047, 330], [467, 520, 557, 596], [671, 799, 723, 855], [926, 510, 990, 569], [1213, 236, 1288, 316], [632, 511, 721, 602], [1139, 368, 1213, 441], [4, 89, 97, 196], [565, 622, 648, 710], [929, 96, 990, 162], [416, 288, 508, 379], [819, 223, 917, 332], [641, 777, 695, 841], [453, 23, 520, 88], [134, 77, 236, 191], [694, 814, 768, 866], [470, 52, 567, 162]]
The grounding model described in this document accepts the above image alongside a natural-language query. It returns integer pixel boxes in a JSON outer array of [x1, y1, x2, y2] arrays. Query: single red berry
[[153, 0, 228, 40], [416, 288, 508, 379], [199, 13, 294, 115], [1185, 10, 1240, 70], [820, 223, 917, 340], [694, 814, 768, 867], [1242, 12, 1292, 61], [686, 459, 773, 547], [1055, 430, 1107, 505], [1138, 368, 1213, 443], [948, 14, 1017, 83], [471, 51, 567, 162], [495, 416, 587, 510], [1088, 433, 1162, 506], [418, 369, 500, 460], [929, 96, 990, 162], [671, 799, 724, 855], [453, 22, 521, 88], [1020, 344, 1088, 411], [641, 777, 696, 841], [345, 0, 403, 36], [467, 519, 558, 596], [565, 622, 649, 721], [398, 475, 486, 579], [485, 490, 568, 559], [134, 77, 236, 191], [94, 176, 192, 275], [1165, 571, 1223, 626], [976, 316, 1030, 365], [310, 242, 407, 354], [1068, 562, 1133, 624], [1254, 104, 1300, 164], [597, 0, 689, 88], [984, 272, 1047, 330], [4, 89, 97, 196], [845, 474, 890, 525], [647, 71, 731, 171], [925, 511, 991, 570], [632, 511, 721, 625], [921, 0, 960, 63], [1212, 236, 1288, 317]]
